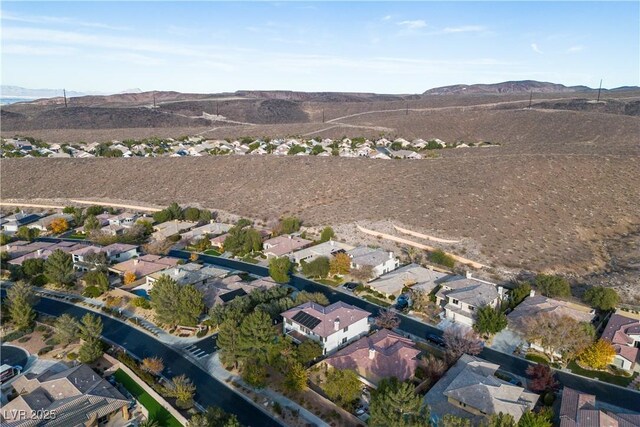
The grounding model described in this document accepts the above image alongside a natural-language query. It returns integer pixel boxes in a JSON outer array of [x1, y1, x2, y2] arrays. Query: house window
[[343, 326, 349, 333], [469, 306, 475, 311], [451, 298, 459, 305], [342, 337, 348, 344]]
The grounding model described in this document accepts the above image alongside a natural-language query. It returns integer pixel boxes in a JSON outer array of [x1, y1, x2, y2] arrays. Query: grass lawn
[[113, 369, 182, 427], [525, 353, 550, 365], [67, 233, 87, 239], [203, 249, 221, 256], [241, 256, 259, 264], [567, 361, 637, 387], [360, 294, 391, 307]]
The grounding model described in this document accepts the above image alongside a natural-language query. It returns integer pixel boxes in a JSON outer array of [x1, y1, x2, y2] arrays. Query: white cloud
[[441, 25, 487, 34], [1, 44, 78, 56], [2, 11, 129, 31], [531, 43, 543, 54], [382, 15, 392, 21], [567, 45, 585, 53], [397, 20, 427, 30]]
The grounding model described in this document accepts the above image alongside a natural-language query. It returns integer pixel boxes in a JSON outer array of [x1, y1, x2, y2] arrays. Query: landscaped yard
[[567, 361, 637, 387], [359, 294, 391, 307], [317, 278, 344, 287], [66, 233, 87, 239], [203, 249, 221, 256], [113, 369, 182, 427]]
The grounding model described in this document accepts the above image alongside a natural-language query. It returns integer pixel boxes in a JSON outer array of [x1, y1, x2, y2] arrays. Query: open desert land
[[2, 86, 639, 301]]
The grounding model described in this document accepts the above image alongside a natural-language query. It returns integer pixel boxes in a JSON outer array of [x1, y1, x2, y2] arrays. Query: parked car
[[396, 294, 409, 311], [343, 282, 359, 291], [426, 333, 446, 347]]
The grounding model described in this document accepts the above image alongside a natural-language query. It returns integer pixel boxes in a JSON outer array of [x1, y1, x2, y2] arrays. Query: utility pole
[[216, 102, 219, 115], [406, 102, 409, 115], [63, 89, 68, 108], [597, 79, 603, 102], [528, 91, 533, 109], [322, 109, 325, 123], [153, 93, 156, 108]]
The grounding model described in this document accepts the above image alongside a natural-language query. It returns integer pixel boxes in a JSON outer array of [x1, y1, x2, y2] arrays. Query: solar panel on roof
[[219, 288, 247, 303], [292, 311, 321, 329]]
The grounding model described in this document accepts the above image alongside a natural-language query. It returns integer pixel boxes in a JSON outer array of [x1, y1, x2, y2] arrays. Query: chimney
[[465, 271, 472, 279], [334, 318, 340, 331], [329, 240, 334, 246], [133, 259, 139, 265], [498, 286, 504, 297], [369, 348, 376, 360], [36, 249, 42, 256], [389, 252, 393, 259], [288, 235, 292, 239], [529, 289, 536, 297]]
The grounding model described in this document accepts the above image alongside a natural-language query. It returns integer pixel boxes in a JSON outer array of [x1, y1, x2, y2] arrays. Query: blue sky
[[1, 1, 638, 93]]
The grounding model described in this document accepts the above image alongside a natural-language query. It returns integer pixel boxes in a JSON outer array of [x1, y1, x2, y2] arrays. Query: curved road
[[16, 292, 282, 427], [169, 249, 640, 412]]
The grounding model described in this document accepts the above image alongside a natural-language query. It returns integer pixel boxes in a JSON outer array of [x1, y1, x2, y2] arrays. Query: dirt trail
[[68, 200, 161, 212], [393, 225, 460, 243], [356, 224, 486, 269], [0, 202, 65, 210]]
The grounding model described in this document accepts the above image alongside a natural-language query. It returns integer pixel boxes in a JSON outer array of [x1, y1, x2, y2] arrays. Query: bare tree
[[443, 327, 483, 364], [523, 312, 594, 363], [375, 308, 401, 329], [141, 357, 165, 376], [351, 265, 375, 283]]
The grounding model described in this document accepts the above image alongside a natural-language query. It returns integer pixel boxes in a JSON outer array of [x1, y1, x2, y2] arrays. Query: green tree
[[324, 369, 362, 408], [518, 410, 552, 427], [188, 406, 240, 427], [217, 319, 243, 369], [277, 217, 301, 235], [83, 270, 109, 293], [167, 202, 184, 220], [509, 282, 532, 308], [183, 207, 202, 222], [301, 256, 330, 278], [85, 205, 104, 216], [269, 256, 292, 283], [149, 275, 204, 327], [442, 414, 472, 427], [44, 249, 75, 288], [369, 377, 428, 427], [7, 281, 36, 330], [242, 359, 267, 388], [0, 233, 10, 245], [54, 313, 80, 346], [176, 284, 205, 327], [78, 313, 103, 363], [84, 251, 109, 272], [238, 311, 276, 363], [83, 214, 101, 232], [296, 340, 323, 364], [284, 360, 308, 392], [22, 258, 45, 278], [294, 290, 329, 306], [474, 305, 508, 336], [428, 249, 455, 268], [583, 286, 619, 311], [485, 413, 517, 427], [16, 226, 40, 241], [319, 226, 335, 242], [535, 274, 571, 298]]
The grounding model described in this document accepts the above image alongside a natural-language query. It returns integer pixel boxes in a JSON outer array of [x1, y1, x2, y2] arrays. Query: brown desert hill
[[422, 80, 594, 95], [2, 154, 638, 282]]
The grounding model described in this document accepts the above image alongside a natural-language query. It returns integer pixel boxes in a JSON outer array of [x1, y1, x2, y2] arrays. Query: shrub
[[30, 274, 48, 287], [543, 392, 555, 406], [3, 329, 32, 342], [38, 346, 54, 355], [83, 286, 103, 298], [18, 336, 31, 343], [273, 401, 283, 415], [67, 352, 78, 360], [428, 249, 455, 268], [132, 297, 151, 309], [45, 338, 57, 346], [167, 234, 182, 243], [35, 325, 48, 333]]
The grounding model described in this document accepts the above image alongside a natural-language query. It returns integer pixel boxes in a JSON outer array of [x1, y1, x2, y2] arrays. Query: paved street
[[169, 249, 640, 412], [184, 335, 218, 360], [14, 292, 283, 427]]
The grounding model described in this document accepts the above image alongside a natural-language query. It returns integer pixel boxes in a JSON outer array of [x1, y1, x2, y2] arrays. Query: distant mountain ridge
[[1, 85, 90, 99], [422, 80, 598, 95]]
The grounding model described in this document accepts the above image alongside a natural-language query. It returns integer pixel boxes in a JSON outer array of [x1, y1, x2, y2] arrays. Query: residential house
[[367, 263, 450, 298], [263, 234, 313, 258], [389, 149, 422, 159], [2, 212, 42, 233], [291, 240, 354, 264], [281, 301, 371, 355], [508, 293, 596, 335], [110, 254, 179, 280], [323, 329, 420, 387], [435, 273, 504, 327], [108, 212, 139, 228], [103, 243, 139, 263], [210, 233, 230, 249], [196, 275, 278, 309], [425, 354, 539, 424], [2, 241, 53, 260], [100, 223, 126, 236], [180, 222, 232, 242], [559, 387, 640, 427], [1, 364, 129, 427], [347, 246, 399, 281], [601, 310, 640, 373], [31, 213, 75, 232], [151, 219, 197, 241], [8, 241, 89, 266]]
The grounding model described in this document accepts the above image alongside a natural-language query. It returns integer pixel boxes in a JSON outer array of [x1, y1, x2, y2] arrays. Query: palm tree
[[139, 418, 160, 427]]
